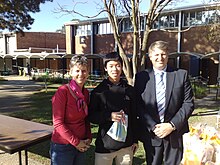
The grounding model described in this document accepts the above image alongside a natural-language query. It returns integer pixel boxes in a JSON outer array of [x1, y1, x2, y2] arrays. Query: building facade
[[0, 32, 66, 75], [65, 3, 220, 84]]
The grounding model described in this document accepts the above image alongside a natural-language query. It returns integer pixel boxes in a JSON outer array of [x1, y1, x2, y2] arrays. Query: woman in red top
[[50, 55, 92, 165]]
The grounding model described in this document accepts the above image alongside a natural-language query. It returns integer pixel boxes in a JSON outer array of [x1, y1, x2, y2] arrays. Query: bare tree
[[58, 0, 174, 84], [106, 0, 173, 84]]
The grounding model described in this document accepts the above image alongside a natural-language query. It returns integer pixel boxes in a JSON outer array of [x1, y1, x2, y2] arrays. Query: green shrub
[[34, 76, 69, 84], [192, 84, 207, 98]]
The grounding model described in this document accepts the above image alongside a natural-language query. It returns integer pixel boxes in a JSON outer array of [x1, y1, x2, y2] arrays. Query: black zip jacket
[[88, 78, 138, 153]]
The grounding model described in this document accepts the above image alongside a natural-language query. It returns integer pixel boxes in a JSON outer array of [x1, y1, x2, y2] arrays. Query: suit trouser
[[144, 137, 183, 165], [95, 146, 133, 165]]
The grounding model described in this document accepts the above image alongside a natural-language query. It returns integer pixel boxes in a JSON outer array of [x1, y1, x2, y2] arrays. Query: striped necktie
[[156, 72, 165, 122]]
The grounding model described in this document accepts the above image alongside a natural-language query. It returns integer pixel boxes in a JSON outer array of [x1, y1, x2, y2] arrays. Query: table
[[0, 114, 53, 165]]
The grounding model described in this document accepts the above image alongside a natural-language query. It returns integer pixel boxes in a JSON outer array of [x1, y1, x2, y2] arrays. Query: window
[[208, 10, 220, 23], [157, 14, 179, 29], [189, 11, 196, 25], [122, 19, 133, 32], [76, 24, 91, 36], [140, 17, 145, 31], [106, 23, 112, 34], [98, 24, 104, 34], [95, 23, 113, 34], [152, 19, 159, 29], [169, 15, 176, 27], [159, 15, 169, 28], [196, 11, 203, 24], [183, 11, 200, 26], [183, 12, 189, 26], [175, 14, 179, 27], [183, 9, 220, 27]]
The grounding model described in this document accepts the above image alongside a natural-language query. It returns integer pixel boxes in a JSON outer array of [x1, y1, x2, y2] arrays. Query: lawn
[[6, 85, 147, 165], [6, 84, 219, 165]]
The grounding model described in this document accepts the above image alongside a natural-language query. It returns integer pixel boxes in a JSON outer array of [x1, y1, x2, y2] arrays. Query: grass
[[188, 108, 206, 124], [5, 84, 219, 165], [5, 87, 55, 164], [6, 85, 147, 165], [188, 107, 220, 128]]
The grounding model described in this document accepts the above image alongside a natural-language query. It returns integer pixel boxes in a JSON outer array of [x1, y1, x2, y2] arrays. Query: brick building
[[0, 32, 66, 75], [65, 3, 220, 84]]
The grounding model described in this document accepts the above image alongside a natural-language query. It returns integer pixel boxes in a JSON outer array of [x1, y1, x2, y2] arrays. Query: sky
[[28, 0, 207, 32], [29, 0, 106, 32]]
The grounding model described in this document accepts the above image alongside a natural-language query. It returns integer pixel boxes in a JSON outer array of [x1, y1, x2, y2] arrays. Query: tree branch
[[54, 1, 106, 19]]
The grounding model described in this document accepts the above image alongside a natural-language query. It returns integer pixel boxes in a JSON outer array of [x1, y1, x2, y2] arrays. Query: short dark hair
[[103, 52, 123, 68]]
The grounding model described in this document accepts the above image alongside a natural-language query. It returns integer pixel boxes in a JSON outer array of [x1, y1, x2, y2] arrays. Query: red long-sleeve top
[[51, 85, 92, 147]]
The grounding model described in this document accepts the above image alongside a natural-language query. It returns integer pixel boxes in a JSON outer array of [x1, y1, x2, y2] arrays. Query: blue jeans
[[50, 142, 86, 165]]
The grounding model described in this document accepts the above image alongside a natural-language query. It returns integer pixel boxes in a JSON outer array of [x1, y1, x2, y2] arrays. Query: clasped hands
[[153, 123, 174, 138], [76, 139, 91, 152]]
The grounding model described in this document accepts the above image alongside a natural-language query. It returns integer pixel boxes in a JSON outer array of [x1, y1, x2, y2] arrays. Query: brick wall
[[70, 25, 219, 84], [16, 32, 66, 50], [75, 36, 91, 54]]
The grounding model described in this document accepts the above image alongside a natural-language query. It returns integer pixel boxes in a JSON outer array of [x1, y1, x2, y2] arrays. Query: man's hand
[[153, 123, 174, 138]]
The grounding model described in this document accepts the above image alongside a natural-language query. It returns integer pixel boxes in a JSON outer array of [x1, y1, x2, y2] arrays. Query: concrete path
[[193, 87, 220, 129], [0, 76, 43, 113], [0, 75, 49, 165]]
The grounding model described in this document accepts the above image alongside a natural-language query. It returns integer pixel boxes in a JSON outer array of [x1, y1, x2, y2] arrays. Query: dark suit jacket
[[134, 66, 194, 148]]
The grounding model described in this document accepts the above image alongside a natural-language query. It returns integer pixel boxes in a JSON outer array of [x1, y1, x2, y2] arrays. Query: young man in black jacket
[[88, 52, 138, 165]]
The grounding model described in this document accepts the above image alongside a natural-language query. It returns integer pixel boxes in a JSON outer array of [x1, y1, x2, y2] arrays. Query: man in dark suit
[[134, 41, 194, 165]]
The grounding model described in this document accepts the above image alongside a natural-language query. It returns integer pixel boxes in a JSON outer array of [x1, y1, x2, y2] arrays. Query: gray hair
[[69, 55, 88, 68], [148, 41, 169, 55]]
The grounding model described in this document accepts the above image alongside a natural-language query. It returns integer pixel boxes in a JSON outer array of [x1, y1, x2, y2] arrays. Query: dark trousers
[[143, 137, 183, 165]]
